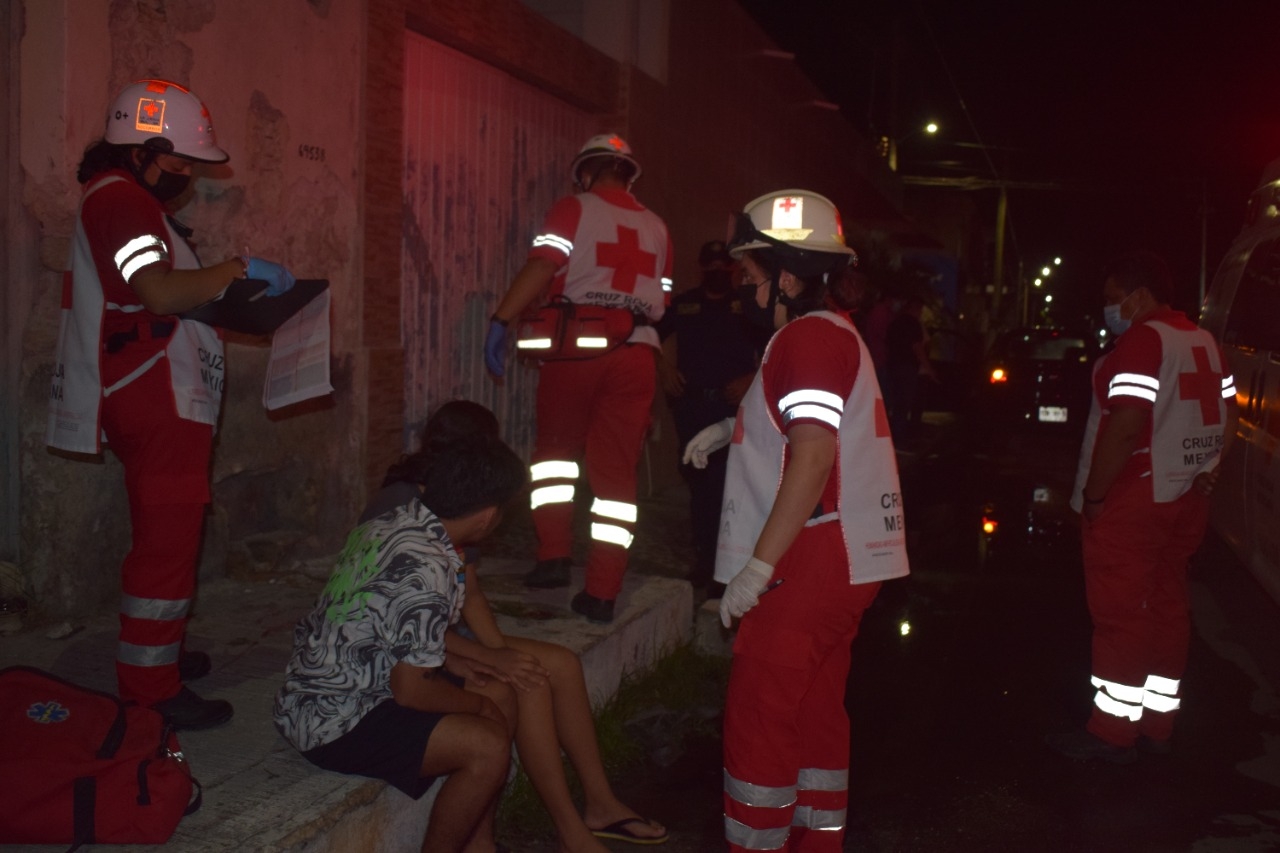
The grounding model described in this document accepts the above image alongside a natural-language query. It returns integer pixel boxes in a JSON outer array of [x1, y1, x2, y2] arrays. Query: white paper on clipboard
[[263, 289, 333, 410]]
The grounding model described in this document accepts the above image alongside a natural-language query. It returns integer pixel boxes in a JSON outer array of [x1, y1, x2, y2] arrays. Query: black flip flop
[[589, 817, 669, 845]]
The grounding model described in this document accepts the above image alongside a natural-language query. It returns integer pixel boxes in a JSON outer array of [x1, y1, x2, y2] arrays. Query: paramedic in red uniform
[[684, 191, 909, 852], [483, 134, 672, 624], [1048, 251, 1238, 763], [46, 79, 296, 730]]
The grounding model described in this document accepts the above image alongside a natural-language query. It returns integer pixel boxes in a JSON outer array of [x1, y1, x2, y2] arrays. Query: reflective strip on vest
[[1222, 375, 1237, 398], [118, 640, 181, 667], [531, 484, 574, 510], [792, 806, 846, 830], [114, 234, 169, 282], [121, 593, 191, 621], [725, 817, 789, 851], [592, 498, 637, 523], [1142, 674, 1181, 712], [105, 301, 147, 314], [1108, 372, 1159, 403], [591, 522, 634, 549], [778, 389, 844, 429], [531, 460, 580, 481], [1092, 676, 1144, 721], [533, 233, 573, 256], [797, 767, 847, 792], [724, 769, 796, 809]]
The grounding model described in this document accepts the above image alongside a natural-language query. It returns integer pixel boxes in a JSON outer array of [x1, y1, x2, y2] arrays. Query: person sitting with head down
[[273, 422, 527, 853]]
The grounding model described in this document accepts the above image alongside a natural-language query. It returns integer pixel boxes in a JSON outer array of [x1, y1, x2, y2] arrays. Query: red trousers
[[531, 345, 654, 600], [100, 360, 212, 705], [1082, 475, 1209, 746], [723, 523, 881, 853]]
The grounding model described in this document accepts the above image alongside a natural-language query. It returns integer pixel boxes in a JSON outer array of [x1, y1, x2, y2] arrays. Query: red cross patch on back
[[596, 225, 656, 294], [1178, 345, 1222, 426]]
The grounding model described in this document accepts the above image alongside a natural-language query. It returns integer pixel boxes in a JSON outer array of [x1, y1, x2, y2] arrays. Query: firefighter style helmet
[[729, 190, 857, 265], [570, 133, 642, 188], [105, 79, 229, 163]]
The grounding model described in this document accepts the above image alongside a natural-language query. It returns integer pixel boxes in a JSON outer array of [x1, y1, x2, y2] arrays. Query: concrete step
[[1, 560, 692, 852]]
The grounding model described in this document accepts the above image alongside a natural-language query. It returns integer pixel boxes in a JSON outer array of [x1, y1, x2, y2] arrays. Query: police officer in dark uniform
[[658, 240, 767, 591]]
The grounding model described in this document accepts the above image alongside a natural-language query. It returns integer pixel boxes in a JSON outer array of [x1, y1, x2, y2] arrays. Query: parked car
[[1198, 155, 1280, 606], [976, 327, 1097, 431]]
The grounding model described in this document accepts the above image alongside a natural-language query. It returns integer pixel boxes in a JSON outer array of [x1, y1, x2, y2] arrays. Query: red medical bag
[[515, 297, 636, 360]]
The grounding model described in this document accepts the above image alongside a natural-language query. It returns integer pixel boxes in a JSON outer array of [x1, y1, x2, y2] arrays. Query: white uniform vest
[[716, 311, 910, 586], [47, 175, 224, 454], [1072, 319, 1229, 509], [555, 192, 668, 348]]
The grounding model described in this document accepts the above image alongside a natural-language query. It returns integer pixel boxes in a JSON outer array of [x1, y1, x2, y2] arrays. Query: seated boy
[[274, 429, 528, 853]]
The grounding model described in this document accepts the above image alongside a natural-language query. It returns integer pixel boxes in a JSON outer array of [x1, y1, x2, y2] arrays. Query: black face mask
[[146, 169, 192, 203], [703, 269, 733, 296]]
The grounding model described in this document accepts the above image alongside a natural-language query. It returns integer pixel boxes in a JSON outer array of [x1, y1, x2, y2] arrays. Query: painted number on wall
[[298, 144, 326, 162]]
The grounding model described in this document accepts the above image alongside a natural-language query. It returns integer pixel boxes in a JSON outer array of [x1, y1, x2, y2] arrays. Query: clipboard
[[182, 278, 329, 335]]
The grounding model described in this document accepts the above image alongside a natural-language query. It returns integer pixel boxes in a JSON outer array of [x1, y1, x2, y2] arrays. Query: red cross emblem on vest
[[1178, 345, 1222, 426], [596, 225, 655, 294]]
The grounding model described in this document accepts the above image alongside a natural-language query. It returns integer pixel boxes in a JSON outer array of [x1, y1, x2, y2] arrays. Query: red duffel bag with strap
[[0, 666, 200, 847]]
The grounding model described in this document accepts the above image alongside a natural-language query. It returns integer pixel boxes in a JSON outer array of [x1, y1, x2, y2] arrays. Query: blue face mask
[[1104, 291, 1135, 336]]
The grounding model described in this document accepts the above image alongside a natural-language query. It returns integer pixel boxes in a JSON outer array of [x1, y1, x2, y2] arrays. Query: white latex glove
[[683, 417, 735, 469], [719, 557, 774, 628]]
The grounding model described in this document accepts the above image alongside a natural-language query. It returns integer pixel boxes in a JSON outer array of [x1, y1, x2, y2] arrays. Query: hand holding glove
[[719, 556, 774, 628], [245, 257, 297, 297], [682, 417, 735, 469], [484, 318, 508, 377]]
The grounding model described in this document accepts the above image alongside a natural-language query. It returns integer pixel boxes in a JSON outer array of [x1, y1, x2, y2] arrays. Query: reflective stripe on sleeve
[[117, 640, 181, 667], [724, 769, 796, 809], [1222, 375, 1237, 398], [778, 389, 844, 429], [121, 593, 191, 621], [532, 233, 573, 256], [661, 276, 673, 293], [725, 817, 789, 851], [792, 806, 846, 830], [114, 234, 169, 282], [1108, 372, 1159, 403]]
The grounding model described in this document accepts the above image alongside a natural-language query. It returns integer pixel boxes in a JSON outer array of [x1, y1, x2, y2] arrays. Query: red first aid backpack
[[0, 666, 200, 848]]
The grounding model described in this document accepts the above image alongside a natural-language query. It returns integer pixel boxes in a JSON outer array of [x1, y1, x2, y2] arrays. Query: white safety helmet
[[729, 190, 856, 261], [570, 133, 642, 187], [105, 79, 229, 163]]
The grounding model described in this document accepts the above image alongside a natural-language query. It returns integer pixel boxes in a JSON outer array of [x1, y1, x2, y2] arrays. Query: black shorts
[[302, 688, 458, 799]]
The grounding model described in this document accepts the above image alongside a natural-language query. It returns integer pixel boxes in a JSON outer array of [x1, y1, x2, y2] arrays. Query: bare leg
[[419, 713, 509, 853], [508, 636, 666, 845]]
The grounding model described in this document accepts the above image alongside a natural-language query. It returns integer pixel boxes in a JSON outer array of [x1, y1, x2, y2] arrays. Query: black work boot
[[571, 590, 615, 624], [524, 557, 572, 589], [152, 687, 234, 731]]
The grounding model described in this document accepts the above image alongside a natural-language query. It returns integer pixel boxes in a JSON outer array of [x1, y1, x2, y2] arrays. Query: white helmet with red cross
[[105, 79, 229, 163], [729, 190, 856, 260], [570, 133, 642, 187]]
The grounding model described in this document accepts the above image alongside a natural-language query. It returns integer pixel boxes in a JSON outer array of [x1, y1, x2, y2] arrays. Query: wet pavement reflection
[[509, 413, 1280, 851]]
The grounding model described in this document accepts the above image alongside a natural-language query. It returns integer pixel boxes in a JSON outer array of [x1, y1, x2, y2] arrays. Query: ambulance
[[1198, 156, 1280, 605]]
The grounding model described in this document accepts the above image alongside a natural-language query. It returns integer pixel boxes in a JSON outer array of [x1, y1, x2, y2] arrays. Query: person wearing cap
[[47, 79, 296, 730], [483, 133, 673, 624], [684, 191, 908, 852], [656, 240, 766, 593]]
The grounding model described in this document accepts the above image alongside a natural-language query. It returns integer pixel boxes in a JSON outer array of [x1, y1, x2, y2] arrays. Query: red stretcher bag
[[515, 296, 636, 361], [0, 666, 200, 848]]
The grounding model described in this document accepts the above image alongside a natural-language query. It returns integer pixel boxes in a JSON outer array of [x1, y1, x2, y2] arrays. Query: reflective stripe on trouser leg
[[1091, 676, 1144, 722], [532, 359, 593, 563], [725, 770, 794, 850], [581, 346, 654, 600], [724, 524, 878, 853], [100, 363, 212, 705]]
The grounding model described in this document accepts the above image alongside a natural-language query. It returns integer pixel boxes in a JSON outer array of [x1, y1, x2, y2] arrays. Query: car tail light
[[990, 368, 1008, 383], [982, 516, 997, 534]]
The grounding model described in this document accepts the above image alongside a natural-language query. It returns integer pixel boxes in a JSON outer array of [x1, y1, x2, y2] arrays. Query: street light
[[884, 120, 940, 172]]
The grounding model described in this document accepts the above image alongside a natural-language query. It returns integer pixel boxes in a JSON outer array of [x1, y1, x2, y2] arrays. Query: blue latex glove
[[246, 257, 297, 297], [484, 319, 508, 377]]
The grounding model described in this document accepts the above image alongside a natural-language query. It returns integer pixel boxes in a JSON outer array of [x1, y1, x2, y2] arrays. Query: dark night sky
[[737, 0, 1280, 319]]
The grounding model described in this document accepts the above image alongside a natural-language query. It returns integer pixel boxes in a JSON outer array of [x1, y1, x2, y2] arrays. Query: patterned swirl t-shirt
[[273, 495, 465, 752]]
